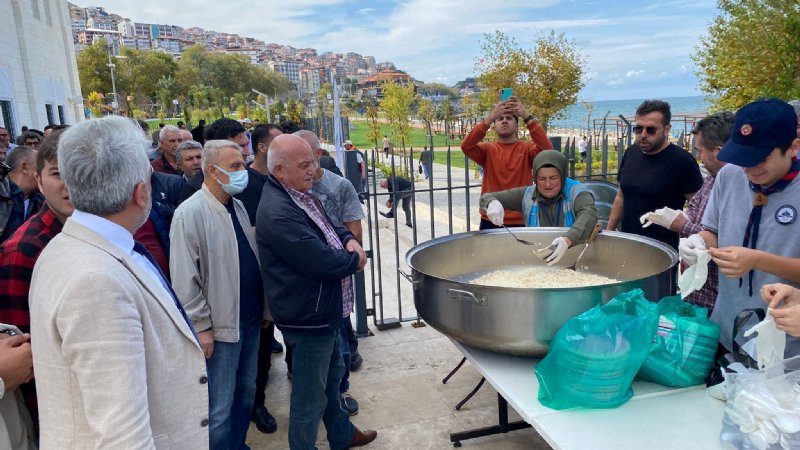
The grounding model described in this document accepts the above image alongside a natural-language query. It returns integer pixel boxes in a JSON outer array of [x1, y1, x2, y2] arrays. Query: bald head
[[180, 129, 193, 143], [268, 134, 316, 192]]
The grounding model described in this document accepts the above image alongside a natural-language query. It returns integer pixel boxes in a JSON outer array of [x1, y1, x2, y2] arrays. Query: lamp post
[[251, 88, 271, 123], [106, 41, 119, 115]]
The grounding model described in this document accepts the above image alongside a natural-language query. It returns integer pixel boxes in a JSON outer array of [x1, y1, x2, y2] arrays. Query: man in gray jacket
[[170, 139, 266, 450]]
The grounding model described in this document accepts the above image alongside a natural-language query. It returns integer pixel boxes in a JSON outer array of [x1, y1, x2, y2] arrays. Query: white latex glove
[[679, 234, 706, 266], [486, 200, 505, 226], [640, 207, 683, 229], [546, 237, 570, 266]]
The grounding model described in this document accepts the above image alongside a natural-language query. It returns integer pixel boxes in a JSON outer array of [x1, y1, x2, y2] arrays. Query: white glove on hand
[[546, 237, 570, 266], [486, 200, 505, 226], [640, 207, 683, 229], [679, 234, 706, 266]]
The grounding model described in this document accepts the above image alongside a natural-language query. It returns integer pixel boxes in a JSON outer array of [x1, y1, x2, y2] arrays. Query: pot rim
[[405, 227, 678, 291]]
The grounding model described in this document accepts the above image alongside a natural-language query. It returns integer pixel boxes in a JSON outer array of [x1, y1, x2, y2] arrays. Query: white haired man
[[151, 125, 184, 176], [170, 139, 266, 449], [29, 116, 208, 448]]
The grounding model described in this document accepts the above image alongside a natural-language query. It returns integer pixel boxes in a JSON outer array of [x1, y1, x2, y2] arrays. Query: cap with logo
[[718, 98, 798, 168]]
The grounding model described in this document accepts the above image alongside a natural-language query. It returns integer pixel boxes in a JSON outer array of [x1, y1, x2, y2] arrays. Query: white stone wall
[[0, 0, 83, 135]]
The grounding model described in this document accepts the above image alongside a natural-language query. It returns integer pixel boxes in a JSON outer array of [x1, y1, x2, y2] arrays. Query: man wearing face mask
[[179, 118, 267, 226], [170, 139, 267, 450]]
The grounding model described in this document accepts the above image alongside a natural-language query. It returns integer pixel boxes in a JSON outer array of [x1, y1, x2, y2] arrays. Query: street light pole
[[106, 41, 119, 115], [251, 88, 271, 123]]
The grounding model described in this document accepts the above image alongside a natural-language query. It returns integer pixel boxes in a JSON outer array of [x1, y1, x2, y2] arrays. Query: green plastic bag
[[535, 289, 659, 410], [637, 296, 721, 387]]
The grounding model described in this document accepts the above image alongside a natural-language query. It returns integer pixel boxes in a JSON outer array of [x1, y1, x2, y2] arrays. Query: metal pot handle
[[447, 289, 486, 305], [398, 269, 421, 285]]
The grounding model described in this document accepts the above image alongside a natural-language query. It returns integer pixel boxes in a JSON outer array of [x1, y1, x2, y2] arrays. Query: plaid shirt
[[679, 175, 718, 311], [285, 186, 355, 316], [0, 206, 64, 433]]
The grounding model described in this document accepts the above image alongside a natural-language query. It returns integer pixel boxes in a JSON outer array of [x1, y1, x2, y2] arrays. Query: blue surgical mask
[[214, 165, 249, 195]]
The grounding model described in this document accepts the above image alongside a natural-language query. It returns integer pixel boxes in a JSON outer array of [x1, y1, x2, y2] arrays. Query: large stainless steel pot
[[406, 228, 678, 356]]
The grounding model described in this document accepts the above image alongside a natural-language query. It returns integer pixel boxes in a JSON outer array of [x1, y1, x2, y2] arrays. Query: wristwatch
[[523, 114, 536, 124]]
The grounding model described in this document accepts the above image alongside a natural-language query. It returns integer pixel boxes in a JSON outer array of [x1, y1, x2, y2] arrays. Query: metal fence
[[351, 126, 700, 334]]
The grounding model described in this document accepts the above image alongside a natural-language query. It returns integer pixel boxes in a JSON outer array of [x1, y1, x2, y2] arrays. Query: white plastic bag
[[720, 356, 800, 449]]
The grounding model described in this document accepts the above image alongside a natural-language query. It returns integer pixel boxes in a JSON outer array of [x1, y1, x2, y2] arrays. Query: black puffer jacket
[[257, 175, 359, 334]]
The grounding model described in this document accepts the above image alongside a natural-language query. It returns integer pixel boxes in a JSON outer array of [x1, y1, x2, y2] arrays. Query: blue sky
[[75, 0, 720, 101]]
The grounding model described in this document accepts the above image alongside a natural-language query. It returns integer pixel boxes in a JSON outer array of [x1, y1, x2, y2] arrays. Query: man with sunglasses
[[607, 100, 703, 250], [640, 111, 735, 311]]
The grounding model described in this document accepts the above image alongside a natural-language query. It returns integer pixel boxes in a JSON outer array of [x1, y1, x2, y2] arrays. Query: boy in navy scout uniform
[[680, 98, 800, 356]]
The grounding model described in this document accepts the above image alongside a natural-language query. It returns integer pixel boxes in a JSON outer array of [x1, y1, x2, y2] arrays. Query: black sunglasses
[[633, 125, 661, 135]]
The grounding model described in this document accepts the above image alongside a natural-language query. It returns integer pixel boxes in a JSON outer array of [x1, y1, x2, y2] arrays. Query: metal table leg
[[450, 393, 531, 447]]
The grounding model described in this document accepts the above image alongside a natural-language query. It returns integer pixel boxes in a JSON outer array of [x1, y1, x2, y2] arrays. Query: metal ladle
[[501, 225, 537, 246], [567, 224, 602, 271]]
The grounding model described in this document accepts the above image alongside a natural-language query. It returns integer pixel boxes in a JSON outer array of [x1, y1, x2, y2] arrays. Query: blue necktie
[[132, 241, 197, 340]]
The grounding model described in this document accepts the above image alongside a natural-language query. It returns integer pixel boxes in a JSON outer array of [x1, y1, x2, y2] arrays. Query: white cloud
[[70, 0, 717, 97]]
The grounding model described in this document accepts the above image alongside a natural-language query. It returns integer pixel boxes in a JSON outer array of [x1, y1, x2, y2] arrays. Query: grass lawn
[[348, 120, 462, 149], [432, 150, 469, 169]]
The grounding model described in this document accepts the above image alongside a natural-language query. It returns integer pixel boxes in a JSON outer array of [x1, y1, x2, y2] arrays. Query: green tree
[[694, 0, 800, 109], [380, 81, 416, 154], [77, 41, 114, 101], [476, 30, 585, 130], [365, 104, 382, 150], [286, 98, 303, 123], [155, 76, 177, 115], [271, 100, 286, 121], [438, 97, 455, 137]]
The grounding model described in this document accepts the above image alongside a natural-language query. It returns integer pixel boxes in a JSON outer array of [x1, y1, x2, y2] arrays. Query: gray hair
[[176, 140, 202, 162], [58, 116, 151, 215], [293, 130, 321, 152], [266, 141, 286, 173], [691, 111, 736, 149], [159, 124, 181, 142], [6, 146, 36, 171], [201, 139, 241, 176]]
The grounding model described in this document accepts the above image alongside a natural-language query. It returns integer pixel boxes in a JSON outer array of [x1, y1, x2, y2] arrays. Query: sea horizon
[[552, 95, 710, 132]]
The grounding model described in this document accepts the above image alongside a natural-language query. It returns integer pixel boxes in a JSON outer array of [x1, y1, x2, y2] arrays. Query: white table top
[[451, 340, 726, 450]]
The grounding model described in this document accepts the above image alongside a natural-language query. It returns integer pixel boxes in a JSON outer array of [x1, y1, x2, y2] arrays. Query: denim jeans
[[339, 323, 351, 393], [207, 319, 260, 450], [283, 329, 354, 450]]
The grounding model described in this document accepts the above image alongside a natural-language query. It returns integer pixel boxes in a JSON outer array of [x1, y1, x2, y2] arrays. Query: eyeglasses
[[633, 125, 661, 135]]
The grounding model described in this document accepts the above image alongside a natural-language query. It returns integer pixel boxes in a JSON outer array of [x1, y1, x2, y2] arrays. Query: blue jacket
[[257, 175, 359, 334], [149, 171, 184, 257]]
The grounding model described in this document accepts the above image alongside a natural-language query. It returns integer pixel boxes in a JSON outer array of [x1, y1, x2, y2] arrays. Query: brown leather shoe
[[348, 427, 377, 448]]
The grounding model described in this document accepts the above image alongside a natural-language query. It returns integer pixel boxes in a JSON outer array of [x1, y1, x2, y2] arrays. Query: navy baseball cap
[[718, 98, 798, 167]]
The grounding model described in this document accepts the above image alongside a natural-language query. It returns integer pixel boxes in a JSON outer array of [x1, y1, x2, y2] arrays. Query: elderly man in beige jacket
[[170, 139, 267, 450], [29, 116, 208, 449]]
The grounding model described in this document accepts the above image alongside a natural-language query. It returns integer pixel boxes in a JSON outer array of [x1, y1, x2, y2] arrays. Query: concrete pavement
[[246, 157, 553, 449]]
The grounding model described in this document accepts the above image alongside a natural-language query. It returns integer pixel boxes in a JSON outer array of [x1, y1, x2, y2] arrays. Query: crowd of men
[[0, 116, 376, 449], [1, 94, 800, 449]]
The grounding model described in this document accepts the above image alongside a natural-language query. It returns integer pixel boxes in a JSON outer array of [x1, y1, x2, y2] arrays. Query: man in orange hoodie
[[461, 97, 553, 229]]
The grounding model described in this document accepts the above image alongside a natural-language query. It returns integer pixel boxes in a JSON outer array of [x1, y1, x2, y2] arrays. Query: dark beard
[[641, 135, 668, 154]]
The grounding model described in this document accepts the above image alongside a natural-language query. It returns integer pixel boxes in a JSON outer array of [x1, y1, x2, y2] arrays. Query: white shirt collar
[[70, 210, 134, 255]]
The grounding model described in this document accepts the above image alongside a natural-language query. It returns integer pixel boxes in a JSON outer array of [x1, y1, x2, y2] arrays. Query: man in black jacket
[[256, 134, 376, 449], [379, 175, 413, 227]]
